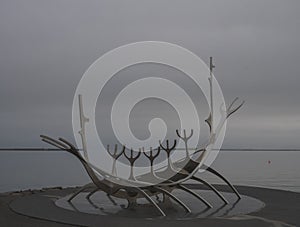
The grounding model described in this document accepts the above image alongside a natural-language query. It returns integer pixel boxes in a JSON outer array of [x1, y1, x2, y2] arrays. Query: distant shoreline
[[1, 148, 300, 151]]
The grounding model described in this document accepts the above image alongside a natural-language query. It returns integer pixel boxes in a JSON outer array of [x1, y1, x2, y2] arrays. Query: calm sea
[[0, 150, 299, 193]]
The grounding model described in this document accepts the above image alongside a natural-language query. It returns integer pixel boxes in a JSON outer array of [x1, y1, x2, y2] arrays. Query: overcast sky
[[0, 0, 300, 148]]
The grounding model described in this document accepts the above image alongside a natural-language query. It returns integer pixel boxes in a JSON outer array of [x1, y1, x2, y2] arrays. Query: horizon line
[[1, 148, 300, 151]]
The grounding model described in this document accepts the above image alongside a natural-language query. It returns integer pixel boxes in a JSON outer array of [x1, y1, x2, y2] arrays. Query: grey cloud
[[0, 0, 300, 148]]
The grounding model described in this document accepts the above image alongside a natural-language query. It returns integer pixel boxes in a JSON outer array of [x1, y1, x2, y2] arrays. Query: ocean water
[[0, 150, 299, 193]]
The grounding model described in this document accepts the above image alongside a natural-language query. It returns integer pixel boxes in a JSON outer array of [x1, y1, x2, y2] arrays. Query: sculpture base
[[6, 185, 299, 226], [55, 190, 263, 219]]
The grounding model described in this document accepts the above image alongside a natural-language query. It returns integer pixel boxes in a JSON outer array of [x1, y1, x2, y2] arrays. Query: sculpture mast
[[209, 57, 215, 135], [78, 94, 89, 160]]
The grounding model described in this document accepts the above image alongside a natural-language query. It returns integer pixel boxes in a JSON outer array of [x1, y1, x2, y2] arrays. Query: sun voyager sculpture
[[41, 42, 244, 217]]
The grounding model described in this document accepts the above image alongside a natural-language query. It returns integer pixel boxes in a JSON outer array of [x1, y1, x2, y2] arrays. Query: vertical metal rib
[[176, 184, 212, 208], [153, 187, 191, 213], [192, 176, 228, 204], [205, 166, 241, 199], [135, 188, 166, 217]]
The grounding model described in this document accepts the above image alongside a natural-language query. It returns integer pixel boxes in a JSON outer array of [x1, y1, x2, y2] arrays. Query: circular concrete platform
[[4, 185, 300, 226], [55, 190, 264, 219]]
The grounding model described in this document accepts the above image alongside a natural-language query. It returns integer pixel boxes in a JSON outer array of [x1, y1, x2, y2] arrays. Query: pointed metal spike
[[191, 176, 228, 204], [205, 166, 241, 200]]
